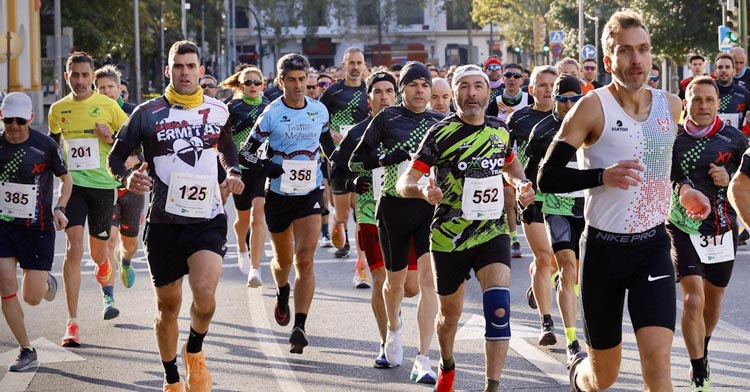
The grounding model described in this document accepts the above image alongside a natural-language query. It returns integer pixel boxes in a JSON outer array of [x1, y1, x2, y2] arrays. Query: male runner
[[536, 10, 710, 391], [730, 47, 750, 90], [96, 65, 135, 115], [108, 40, 244, 392], [400, 64, 534, 392], [648, 64, 661, 89], [669, 76, 746, 391], [199, 75, 219, 99], [0, 93, 72, 371], [490, 63, 533, 121], [49, 52, 129, 345], [581, 59, 602, 89], [713, 53, 750, 135], [483, 57, 503, 117], [680, 54, 706, 100], [429, 78, 451, 116], [238, 53, 335, 354]]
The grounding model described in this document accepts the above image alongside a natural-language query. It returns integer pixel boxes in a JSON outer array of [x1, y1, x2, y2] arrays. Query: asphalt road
[[1, 198, 750, 391]]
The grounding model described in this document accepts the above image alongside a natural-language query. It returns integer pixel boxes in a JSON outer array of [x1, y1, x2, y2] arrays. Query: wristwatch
[[54, 206, 66, 214], [229, 166, 242, 176]]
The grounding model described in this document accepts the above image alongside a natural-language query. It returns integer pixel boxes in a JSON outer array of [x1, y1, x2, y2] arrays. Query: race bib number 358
[[280, 160, 318, 194]]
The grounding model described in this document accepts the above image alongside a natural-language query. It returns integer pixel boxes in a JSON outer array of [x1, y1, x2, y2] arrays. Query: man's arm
[[503, 156, 535, 208], [53, 173, 73, 230], [397, 167, 442, 205], [730, 171, 750, 227]]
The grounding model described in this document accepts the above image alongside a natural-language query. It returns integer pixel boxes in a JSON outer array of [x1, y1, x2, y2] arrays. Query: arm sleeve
[[537, 140, 604, 193], [217, 121, 239, 171], [412, 128, 439, 173], [107, 109, 142, 185], [350, 113, 384, 171]]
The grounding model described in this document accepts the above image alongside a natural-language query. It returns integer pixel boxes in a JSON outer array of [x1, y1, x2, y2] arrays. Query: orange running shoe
[[182, 344, 212, 392], [95, 260, 113, 286], [331, 222, 346, 249]]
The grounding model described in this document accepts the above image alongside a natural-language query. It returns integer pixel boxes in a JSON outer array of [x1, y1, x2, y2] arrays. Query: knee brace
[[483, 286, 511, 340]]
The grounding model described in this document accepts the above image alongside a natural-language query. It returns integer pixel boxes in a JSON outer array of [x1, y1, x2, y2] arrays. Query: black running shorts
[[112, 189, 145, 237], [264, 188, 324, 233], [667, 223, 736, 288], [143, 214, 228, 287], [232, 169, 266, 211], [544, 214, 584, 256], [376, 194, 432, 272], [0, 221, 55, 271], [432, 234, 511, 296], [66, 185, 117, 240], [521, 201, 544, 225], [579, 224, 676, 350]]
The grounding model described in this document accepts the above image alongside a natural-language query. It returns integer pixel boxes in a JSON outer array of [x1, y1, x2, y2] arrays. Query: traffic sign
[[549, 30, 564, 44], [718, 25, 736, 51], [551, 43, 563, 57], [581, 44, 596, 59]]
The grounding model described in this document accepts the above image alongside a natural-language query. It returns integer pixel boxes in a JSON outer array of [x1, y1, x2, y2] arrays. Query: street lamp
[[246, 1, 263, 68]]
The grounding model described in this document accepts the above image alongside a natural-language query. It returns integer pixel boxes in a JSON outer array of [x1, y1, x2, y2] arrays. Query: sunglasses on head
[[649, 76, 660, 82], [583, 65, 596, 71], [486, 64, 502, 71], [317, 81, 332, 88], [200, 84, 216, 89], [242, 80, 263, 87], [3, 117, 27, 125], [554, 94, 583, 104], [503, 72, 523, 79], [306, 85, 317, 90]]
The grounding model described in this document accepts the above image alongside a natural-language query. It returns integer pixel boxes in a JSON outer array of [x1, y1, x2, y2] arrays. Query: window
[[357, 0, 379, 26], [235, 8, 249, 29], [397, 3, 424, 25], [445, 2, 471, 31]]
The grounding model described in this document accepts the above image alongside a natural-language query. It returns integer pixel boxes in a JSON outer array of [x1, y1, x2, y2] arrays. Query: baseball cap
[[366, 71, 397, 94], [1, 92, 32, 120]]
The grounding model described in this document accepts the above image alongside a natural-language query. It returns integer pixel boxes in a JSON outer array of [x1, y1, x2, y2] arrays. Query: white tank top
[[580, 87, 675, 233]]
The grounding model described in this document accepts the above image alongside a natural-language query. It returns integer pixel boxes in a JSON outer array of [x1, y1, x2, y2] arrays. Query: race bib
[[689, 232, 734, 264], [280, 160, 317, 194], [66, 138, 100, 170], [461, 175, 504, 220], [372, 167, 385, 200], [165, 172, 214, 218], [0, 182, 37, 219], [339, 125, 353, 139], [557, 161, 585, 198], [717, 113, 741, 128]]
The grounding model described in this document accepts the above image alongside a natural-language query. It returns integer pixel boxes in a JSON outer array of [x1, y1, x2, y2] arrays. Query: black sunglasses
[[243, 80, 263, 87], [317, 81, 332, 88], [649, 76, 660, 82], [3, 117, 27, 125], [200, 84, 216, 89], [504, 72, 523, 79], [306, 85, 317, 90]]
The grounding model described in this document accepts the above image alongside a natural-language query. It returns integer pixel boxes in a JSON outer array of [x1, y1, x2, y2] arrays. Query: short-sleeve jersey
[[413, 115, 514, 252], [319, 80, 368, 134], [227, 96, 269, 150], [359, 105, 444, 198], [0, 129, 68, 230], [249, 96, 330, 196], [48, 92, 127, 189], [669, 122, 747, 235], [114, 95, 230, 224]]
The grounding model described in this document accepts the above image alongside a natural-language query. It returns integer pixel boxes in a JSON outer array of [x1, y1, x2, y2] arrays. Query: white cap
[[451, 64, 490, 89], [1, 92, 32, 120]]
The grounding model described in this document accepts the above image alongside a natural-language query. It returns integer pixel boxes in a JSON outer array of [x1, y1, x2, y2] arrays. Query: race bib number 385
[[66, 138, 100, 170], [165, 172, 215, 218], [0, 182, 37, 219]]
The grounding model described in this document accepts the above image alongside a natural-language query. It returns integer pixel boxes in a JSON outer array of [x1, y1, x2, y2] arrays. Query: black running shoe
[[289, 326, 309, 354], [526, 285, 538, 309], [538, 320, 557, 346], [274, 302, 290, 326]]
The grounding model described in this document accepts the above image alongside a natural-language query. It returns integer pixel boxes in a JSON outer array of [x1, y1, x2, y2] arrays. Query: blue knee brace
[[483, 286, 511, 340]]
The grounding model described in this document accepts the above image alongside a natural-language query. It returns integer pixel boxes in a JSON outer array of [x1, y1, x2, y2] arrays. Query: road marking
[[0, 337, 85, 392], [246, 287, 305, 392]]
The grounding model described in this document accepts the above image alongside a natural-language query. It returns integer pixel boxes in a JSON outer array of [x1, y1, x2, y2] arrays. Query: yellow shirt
[[48, 92, 128, 189]]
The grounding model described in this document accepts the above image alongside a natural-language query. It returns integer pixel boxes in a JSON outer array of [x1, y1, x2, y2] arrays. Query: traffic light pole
[[742, 0, 748, 51]]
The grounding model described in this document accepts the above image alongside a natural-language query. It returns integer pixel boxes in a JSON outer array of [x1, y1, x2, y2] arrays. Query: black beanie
[[367, 71, 397, 94], [553, 74, 582, 96], [398, 61, 432, 92]]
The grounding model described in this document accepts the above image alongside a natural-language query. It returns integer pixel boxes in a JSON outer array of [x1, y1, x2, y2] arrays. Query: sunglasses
[[503, 72, 523, 79], [649, 76, 660, 82], [3, 117, 27, 125], [554, 94, 583, 104], [200, 84, 216, 89], [487, 64, 502, 71], [243, 80, 263, 87], [306, 85, 317, 90], [583, 65, 596, 71], [317, 81, 332, 88]]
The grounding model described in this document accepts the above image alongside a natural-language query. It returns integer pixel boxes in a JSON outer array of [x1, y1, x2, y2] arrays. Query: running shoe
[[511, 241, 522, 258], [45, 272, 58, 302], [182, 344, 212, 392], [163, 378, 185, 392], [374, 344, 392, 368], [247, 268, 263, 288], [410, 354, 437, 384], [331, 222, 346, 249], [738, 229, 749, 245], [552, 271, 561, 291], [119, 252, 136, 289], [568, 351, 587, 392], [566, 340, 586, 368], [690, 375, 710, 392], [319, 233, 333, 248], [8, 347, 38, 372], [237, 251, 251, 275], [353, 259, 371, 288], [335, 243, 350, 258], [289, 326, 309, 354], [95, 260, 113, 286], [384, 327, 404, 367], [434, 366, 456, 392], [103, 294, 120, 320], [274, 301, 290, 326], [526, 285, 537, 309], [62, 321, 80, 347], [538, 320, 557, 346]]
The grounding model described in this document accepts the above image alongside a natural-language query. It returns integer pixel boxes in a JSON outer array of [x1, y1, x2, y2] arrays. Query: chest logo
[[89, 107, 101, 118], [611, 119, 628, 132], [173, 137, 204, 167]]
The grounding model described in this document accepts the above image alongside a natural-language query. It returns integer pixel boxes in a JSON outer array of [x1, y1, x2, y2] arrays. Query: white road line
[[246, 287, 305, 392], [0, 337, 85, 392]]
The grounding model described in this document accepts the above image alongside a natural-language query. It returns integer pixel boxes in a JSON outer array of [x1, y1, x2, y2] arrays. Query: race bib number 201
[[66, 138, 100, 170]]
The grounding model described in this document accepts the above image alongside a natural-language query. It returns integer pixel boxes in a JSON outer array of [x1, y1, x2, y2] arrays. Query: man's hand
[[94, 122, 114, 144], [680, 188, 711, 220], [223, 171, 245, 195], [381, 149, 411, 167], [352, 176, 372, 194], [263, 161, 285, 179], [422, 177, 443, 205], [53, 208, 68, 231], [126, 162, 153, 195], [516, 180, 535, 208], [708, 163, 730, 187], [602, 159, 644, 190]]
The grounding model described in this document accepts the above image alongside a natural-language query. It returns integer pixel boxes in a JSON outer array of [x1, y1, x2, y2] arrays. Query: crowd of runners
[[2, 8, 750, 392]]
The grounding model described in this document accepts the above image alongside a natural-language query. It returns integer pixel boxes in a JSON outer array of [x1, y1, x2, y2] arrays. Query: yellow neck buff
[[164, 84, 204, 109]]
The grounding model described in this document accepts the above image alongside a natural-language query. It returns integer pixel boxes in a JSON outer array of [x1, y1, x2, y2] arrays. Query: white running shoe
[[410, 354, 437, 384], [247, 268, 263, 288], [237, 251, 251, 275], [384, 327, 404, 367]]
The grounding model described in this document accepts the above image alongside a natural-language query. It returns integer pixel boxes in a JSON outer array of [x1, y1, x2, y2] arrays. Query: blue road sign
[[581, 44, 596, 59], [549, 31, 564, 44], [718, 25, 734, 51]]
